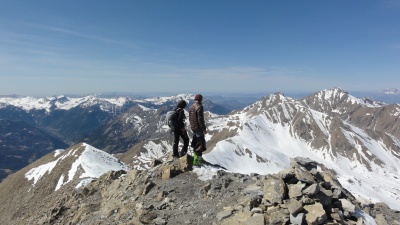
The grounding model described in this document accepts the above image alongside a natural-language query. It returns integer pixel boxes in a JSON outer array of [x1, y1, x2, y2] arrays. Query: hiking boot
[[193, 152, 201, 167], [179, 150, 187, 157], [197, 156, 203, 166]]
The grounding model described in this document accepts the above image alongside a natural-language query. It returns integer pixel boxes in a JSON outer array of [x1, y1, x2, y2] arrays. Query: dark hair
[[177, 100, 187, 108]]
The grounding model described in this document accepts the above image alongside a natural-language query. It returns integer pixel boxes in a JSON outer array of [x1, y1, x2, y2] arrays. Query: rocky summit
[[1, 155, 399, 225]]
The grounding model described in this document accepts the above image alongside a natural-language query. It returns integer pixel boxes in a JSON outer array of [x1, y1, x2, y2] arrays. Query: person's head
[[194, 94, 203, 102], [177, 100, 187, 109]]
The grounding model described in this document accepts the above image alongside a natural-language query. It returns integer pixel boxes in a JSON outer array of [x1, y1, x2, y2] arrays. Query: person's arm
[[197, 106, 207, 133], [178, 109, 186, 130]]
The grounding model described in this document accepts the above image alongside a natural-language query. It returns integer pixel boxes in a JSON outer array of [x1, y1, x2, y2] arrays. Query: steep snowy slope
[[124, 88, 400, 210], [24, 143, 129, 191], [204, 89, 400, 210]]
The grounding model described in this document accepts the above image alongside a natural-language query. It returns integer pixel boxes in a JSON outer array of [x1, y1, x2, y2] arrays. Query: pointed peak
[[306, 87, 350, 102], [267, 92, 295, 102], [304, 87, 385, 109], [273, 91, 286, 97], [24, 142, 129, 191], [318, 87, 348, 96], [253, 92, 298, 109]]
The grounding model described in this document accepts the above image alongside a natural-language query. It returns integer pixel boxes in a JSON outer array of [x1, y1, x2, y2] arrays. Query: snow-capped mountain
[[24, 143, 129, 191], [0, 95, 138, 144], [82, 94, 231, 153], [0, 93, 228, 114], [0, 142, 129, 224], [0, 94, 154, 113], [0, 94, 228, 145], [127, 88, 400, 211], [303, 88, 385, 114], [1, 88, 400, 224], [0, 93, 229, 180], [84, 104, 171, 154]]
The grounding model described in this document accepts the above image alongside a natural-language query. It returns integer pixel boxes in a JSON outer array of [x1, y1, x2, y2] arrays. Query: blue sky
[[0, 1, 399, 96]]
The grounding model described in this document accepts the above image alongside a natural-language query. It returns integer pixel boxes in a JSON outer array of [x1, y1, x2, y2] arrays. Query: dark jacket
[[175, 107, 186, 131], [188, 101, 206, 132]]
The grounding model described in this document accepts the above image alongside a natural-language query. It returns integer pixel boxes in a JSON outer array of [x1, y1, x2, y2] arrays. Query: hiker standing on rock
[[172, 100, 189, 158], [189, 94, 208, 166]]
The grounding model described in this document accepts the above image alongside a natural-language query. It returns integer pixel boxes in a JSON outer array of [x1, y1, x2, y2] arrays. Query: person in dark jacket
[[172, 100, 189, 158], [188, 94, 207, 166]]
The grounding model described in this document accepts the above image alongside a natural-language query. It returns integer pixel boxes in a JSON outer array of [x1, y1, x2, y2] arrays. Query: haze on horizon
[[1, 1, 399, 97]]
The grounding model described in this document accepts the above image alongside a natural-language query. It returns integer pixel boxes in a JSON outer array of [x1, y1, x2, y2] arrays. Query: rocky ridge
[[4, 156, 399, 225]]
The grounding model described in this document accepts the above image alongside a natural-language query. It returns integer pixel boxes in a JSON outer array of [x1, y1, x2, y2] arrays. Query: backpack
[[166, 109, 179, 130]]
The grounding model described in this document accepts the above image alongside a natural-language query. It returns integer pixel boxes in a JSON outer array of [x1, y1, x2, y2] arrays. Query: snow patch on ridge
[[203, 102, 400, 210], [0, 95, 129, 112], [25, 143, 128, 191]]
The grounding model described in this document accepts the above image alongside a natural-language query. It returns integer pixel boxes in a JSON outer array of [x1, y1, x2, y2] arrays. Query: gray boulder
[[263, 176, 287, 204]]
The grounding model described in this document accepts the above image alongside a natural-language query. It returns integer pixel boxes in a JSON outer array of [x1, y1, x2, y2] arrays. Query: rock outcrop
[[1, 156, 399, 225]]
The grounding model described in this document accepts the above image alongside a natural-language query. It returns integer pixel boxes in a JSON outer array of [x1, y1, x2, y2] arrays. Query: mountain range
[[0, 87, 399, 224], [0, 94, 229, 180], [0, 94, 231, 145], [114, 88, 400, 211]]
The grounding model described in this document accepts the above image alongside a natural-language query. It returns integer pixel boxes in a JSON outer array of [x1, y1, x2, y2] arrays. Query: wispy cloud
[[1, 20, 143, 50], [35, 24, 142, 49]]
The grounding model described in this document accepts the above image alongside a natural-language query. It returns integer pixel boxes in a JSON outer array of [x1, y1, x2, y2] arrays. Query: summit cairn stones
[[288, 182, 306, 199], [304, 202, 327, 224], [285, 199, 303, 214], [263, 175, 286, 204]]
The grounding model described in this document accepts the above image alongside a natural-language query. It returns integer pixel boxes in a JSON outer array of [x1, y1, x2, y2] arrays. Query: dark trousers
[[173, 130, 189, 156], [190, 130, 206, 156]]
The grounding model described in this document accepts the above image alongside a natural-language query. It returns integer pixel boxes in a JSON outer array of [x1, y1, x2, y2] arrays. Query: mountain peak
[[24, 143, 129, 191], [262, 92, 296, 105], [315, 87, 349, 100], [303, 88, 384, 113]]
